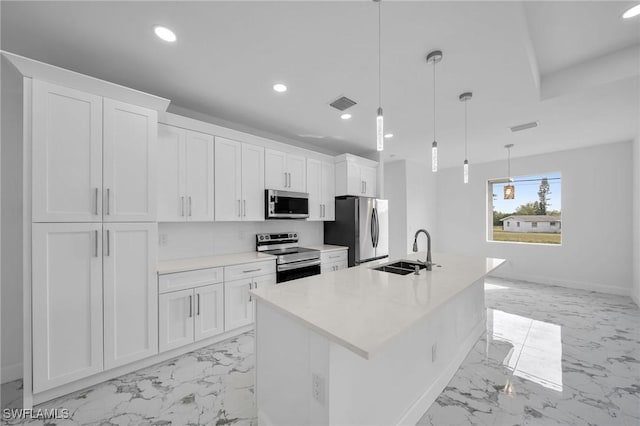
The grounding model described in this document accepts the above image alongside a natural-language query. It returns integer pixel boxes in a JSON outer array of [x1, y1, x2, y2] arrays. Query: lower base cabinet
[[320, 250, 349, 274], [158, 283, 224, 352], [224, 273, 276, 330]]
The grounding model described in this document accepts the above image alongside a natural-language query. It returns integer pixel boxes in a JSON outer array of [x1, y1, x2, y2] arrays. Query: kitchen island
[[250, 252, 505, 426]]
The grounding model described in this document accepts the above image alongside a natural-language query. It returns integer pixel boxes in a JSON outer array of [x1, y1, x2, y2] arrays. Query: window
[[489, 172, 562, 245]]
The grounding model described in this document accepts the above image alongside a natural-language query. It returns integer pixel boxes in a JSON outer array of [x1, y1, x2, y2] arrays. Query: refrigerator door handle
[[370, 208, 376, 247], [373, 207, 379, 248]]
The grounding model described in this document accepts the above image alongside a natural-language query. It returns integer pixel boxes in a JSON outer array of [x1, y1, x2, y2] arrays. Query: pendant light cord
[[508, 147, 511, 178], [464, 99, 468, 159], [378, 0, 382, 108], [433, 60, 436, 140]]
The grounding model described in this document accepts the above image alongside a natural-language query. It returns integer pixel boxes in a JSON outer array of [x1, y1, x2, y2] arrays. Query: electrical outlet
[[311, 373, 325, 405], [431, 343, 437, 363], [159, 234, 168, 246]]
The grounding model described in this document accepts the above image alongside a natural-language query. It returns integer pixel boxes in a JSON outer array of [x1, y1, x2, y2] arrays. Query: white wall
[[1, 56, 24, 383], [633, 136, 640, 306], [383, 159, 438, 259], [158, 221, 324, 261], [384, 161, 407, 260], [436, 141, 634, 296]]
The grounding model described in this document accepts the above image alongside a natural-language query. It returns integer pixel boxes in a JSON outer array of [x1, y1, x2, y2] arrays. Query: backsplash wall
[[158, 221, 324, 261]]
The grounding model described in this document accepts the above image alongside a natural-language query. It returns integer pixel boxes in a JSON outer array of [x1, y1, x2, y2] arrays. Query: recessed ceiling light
[[384, 133, 393, 138], [273, 83, 287, 93], [340, 113, 352, 120], [154, 26, 176, 43], [622, 4, 640, 18]]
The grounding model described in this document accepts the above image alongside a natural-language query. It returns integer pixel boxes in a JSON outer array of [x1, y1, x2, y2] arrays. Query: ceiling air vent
[[329, 96, 357, 111], [510, 121, 539, 132]]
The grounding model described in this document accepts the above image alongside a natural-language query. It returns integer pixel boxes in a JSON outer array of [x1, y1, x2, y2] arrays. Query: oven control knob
[[259, 235, 264, 241], [288, 233, 292, 238], [294, 233, 297, 238], [265, 235, 270, 240]]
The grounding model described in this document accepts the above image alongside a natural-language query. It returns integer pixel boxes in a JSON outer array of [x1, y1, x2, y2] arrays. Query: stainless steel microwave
[[265, 189, 309, 219]]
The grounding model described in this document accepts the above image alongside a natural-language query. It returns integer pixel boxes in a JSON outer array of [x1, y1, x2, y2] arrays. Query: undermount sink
[[372, 260, 426, 275]]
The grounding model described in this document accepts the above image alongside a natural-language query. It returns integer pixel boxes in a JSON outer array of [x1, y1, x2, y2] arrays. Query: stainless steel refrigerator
[[324, 196, 389, 267]]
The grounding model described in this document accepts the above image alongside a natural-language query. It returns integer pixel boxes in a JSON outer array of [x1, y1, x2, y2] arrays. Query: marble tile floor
[[2, 278, 639, 426]]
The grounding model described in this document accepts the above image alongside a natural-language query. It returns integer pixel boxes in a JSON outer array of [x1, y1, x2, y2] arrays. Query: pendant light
[[374, 0, 384, 151], [504, 144, 515, 199], [427, 50, 443, 172], [459, 92, 472, 183]]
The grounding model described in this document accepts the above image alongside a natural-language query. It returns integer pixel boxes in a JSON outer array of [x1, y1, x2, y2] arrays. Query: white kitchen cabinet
[[32, 223, 104, 393], [158, 289, 195, 352], [224, 277, 254, 330], [307, 159, 336, 221], [158, 267, 225, 352], [214, 137, 265, 222], [103, 98, 157, 222], [157, 124, 185, 221], [103, 223, 158, 369], [320, 249, 348, 274], [335, 154, 378, 198], [32, 80, 103, 222], [224, 261, 276, 331], [157, 124, 214, 222], [265, 149, 306, 192], [32, 80, 158, 223], [241, 143, 266, 221], [194, 284, 225, 341]]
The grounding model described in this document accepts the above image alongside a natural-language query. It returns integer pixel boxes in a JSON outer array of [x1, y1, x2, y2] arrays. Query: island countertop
[[250, 252, 505, 358]]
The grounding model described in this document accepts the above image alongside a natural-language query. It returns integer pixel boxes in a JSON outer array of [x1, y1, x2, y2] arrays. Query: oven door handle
[[277, 259, 321, 272]]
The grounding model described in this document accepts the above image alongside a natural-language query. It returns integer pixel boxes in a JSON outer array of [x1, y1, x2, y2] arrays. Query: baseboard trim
[[396, 319, 485, 426], [1, 362, 23, 384], [489, 271, 632, 297]]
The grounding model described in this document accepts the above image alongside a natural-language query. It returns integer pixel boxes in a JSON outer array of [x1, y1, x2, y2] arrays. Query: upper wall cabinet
[[307, 159, 335, 221], [157, 124, 214, 222], [335, 154, 378, 198], [32, 80, 103, 222], [214, 137, 265, 222], [32, 80, 157, 222], [103, 99, 157, 222], [264, 149, 306, 193]]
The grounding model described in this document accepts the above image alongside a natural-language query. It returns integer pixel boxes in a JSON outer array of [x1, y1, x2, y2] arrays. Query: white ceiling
[[2, 1, 639, 168]]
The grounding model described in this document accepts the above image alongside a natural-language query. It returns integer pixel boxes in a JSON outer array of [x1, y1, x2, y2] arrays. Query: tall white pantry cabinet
[[30, 80, 158, 393]]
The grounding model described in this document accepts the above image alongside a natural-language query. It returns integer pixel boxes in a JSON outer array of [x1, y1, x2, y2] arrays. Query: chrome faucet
[[412, 229, 433, 271]]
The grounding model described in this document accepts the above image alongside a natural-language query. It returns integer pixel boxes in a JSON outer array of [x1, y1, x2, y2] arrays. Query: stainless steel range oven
[[256, 232, 321, 283]]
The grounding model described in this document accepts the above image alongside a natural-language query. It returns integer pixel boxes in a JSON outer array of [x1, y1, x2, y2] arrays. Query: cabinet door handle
[[284, 172, 287, 188], [197, 293, 200, 316], [243, 200, 247, 217], [105, 188, 111, 215], [188, 196, 192, 217], [94, 230, 98, 257], [248, 282, 253, 302], [238, 200, 241, 217], [189, 295, 193, 318], [181, 196, 185, 216], [94, 188, 99, 215], [105, 229, 110, 256]]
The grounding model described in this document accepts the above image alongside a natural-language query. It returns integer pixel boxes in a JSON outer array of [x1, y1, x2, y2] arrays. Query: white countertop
[[251, 252, 505, 359], [158, 252, 276, 275], [305, 244, 348, 253]]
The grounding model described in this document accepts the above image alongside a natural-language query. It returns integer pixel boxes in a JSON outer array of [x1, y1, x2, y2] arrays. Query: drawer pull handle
[[242, 268, 261, 273]]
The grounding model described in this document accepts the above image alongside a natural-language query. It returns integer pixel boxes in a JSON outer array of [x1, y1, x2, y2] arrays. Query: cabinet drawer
[[321, 250, 348, 264], [224, 260, 276, 282], [158, 267, 224, 294]]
